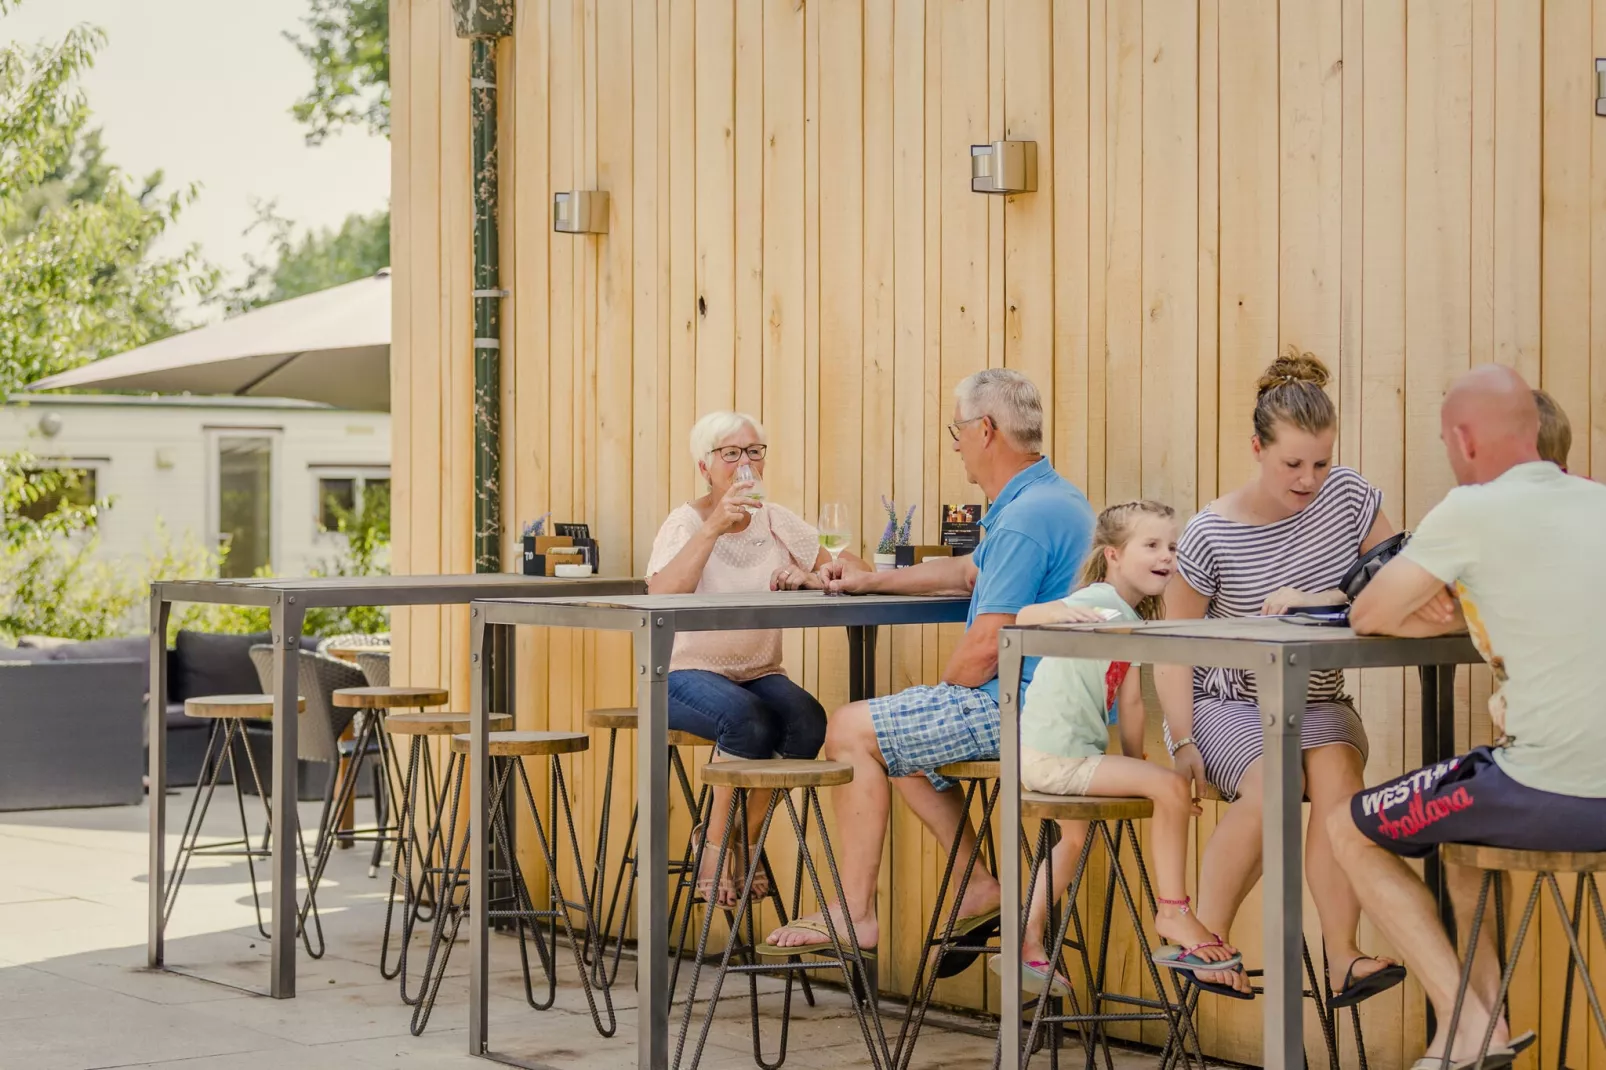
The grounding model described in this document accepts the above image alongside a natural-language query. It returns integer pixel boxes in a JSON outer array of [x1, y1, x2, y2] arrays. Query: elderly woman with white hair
[[646, 410, 848, 905]]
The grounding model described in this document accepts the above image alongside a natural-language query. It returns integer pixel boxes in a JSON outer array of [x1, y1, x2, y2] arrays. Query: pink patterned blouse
[[645, 502, 820, 681]]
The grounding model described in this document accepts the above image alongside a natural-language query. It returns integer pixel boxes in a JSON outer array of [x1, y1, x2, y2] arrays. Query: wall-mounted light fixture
[[553, 191, 610, 234], [1597, 59, 1606, 116], [970, 140, 1038, 195]]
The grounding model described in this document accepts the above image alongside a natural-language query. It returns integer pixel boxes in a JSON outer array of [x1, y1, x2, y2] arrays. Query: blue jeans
[[667, 669, 827, 761]]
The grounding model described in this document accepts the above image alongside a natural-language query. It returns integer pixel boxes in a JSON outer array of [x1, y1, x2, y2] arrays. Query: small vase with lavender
[[874, 496, 917, 571]]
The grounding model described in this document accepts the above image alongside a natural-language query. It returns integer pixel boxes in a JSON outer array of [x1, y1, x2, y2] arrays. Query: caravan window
[[314, 469, 390, 533]]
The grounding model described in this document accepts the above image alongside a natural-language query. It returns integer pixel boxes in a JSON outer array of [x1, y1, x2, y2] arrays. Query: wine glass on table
[[818, 503, 851, 564]]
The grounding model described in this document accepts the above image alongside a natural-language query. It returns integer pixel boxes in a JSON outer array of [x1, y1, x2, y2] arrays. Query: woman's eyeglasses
[[710, 444, 768, 463]]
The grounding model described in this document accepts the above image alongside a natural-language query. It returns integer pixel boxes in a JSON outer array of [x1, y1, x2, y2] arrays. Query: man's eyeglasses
[[710, 444, 768, 463], [947, 415, 988, 442]]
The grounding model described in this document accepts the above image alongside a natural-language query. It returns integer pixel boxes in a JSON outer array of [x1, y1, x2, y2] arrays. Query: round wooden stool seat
[[1441, 842, 1606, 874], [936, 760, 1000, 780], [1021, 792, 1153, 822], [184, 694, 305, 721], [584, 707, 715, 749], [334, 685, 449, 709], [700, 758, 853, 789], [448, 731, 591, 757], [385, 711, 513, 736], [585, 707, 638, 730]]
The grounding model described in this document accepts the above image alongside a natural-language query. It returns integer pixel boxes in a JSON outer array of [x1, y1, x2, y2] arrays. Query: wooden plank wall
[[390, 1, 1606, 1065]]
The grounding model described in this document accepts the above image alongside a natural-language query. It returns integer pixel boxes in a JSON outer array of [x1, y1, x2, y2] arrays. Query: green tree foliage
[[287, 0, 389, 145], [219, 201, 389, 315], [0, 1, 215, 397]]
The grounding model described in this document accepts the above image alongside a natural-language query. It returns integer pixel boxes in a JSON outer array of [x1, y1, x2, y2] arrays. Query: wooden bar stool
[[585, 706, 719, 989], [894, 760, 1041, 1070], [378, 709, 511, 1001], [675, 759, 885, 1070], [1438, 843, 1606, 1070], [163, 695, 320, 952], [410, 730, 616, 1041], [1013, 792, 1205, 1070]]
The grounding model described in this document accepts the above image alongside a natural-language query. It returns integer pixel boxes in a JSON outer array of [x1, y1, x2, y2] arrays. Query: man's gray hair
[[955, 368, 1044, 453]]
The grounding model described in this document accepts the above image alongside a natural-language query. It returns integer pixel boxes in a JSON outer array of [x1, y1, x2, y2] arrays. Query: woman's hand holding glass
[[701, 480, 761, 539]]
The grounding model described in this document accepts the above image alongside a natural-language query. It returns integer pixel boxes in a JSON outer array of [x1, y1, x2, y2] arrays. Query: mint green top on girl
[[1019, 583, 1141, 760]]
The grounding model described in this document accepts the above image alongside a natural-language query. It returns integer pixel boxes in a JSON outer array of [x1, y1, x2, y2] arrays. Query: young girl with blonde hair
[[992, 500, 1241, 995]]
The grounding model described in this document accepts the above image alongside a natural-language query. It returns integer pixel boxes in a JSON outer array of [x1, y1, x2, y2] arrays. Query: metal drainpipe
[[452, 1, 513, 574], [452, 0, 516, 924]]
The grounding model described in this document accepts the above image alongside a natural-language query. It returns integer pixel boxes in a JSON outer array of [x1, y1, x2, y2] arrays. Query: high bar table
[[995, 617, 1480, 1070], [147, 573, 641, 998], [466, 590, 971, 1069]]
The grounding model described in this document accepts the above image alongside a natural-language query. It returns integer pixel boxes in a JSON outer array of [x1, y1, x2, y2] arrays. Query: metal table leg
[[637, 614, 674, 1070], [269, 596, 305, 998], [1419, 664, 1459, 1035], [846, 625, 879, 702], [469, 612, 495, 1054], [997, 633, 1025, 1067], [1260, 649, 1309, 1070], [148, 591, 172, 968]]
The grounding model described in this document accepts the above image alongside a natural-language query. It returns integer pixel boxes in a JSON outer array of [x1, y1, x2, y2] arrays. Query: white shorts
[[1021, 747, 1103, 797]]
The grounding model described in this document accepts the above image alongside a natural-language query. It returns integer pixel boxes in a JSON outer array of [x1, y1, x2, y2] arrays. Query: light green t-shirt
[[1401, 462, 1606, 798], [1020, 583, 1141, 760]]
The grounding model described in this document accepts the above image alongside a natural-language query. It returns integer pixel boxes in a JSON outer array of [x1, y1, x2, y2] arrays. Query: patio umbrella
[[27, 269, 392, 412]]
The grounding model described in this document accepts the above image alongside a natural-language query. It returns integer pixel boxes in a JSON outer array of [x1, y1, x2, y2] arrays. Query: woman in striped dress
[[1156, 350, 1405, 1004]]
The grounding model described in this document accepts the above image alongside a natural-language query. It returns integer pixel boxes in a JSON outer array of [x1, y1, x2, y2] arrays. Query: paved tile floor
[[0, 791, 1166, 1070]]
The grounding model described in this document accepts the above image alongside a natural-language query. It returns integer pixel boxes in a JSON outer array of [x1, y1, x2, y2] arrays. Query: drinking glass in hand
[[818, 503, 850, 560], [736, 463, 766, 502]]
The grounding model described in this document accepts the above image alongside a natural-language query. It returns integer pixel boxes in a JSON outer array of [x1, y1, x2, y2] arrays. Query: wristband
[[1167, 736, 1195, 757]]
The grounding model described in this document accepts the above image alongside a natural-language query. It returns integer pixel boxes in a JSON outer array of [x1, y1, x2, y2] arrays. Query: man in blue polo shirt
[[765, 368, 1094, 959]]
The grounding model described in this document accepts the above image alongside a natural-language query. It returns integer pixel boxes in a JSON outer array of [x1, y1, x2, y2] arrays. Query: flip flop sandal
[[753, 916, 877, 961], [1509, 1031, 1536, 1056], [934, 909, 1002, 979], [1185, 965, 1255, 1001], [1153, 938, 1244, 974], [1327, 956, 1408, 1009], [988, 956, 1072, 998]]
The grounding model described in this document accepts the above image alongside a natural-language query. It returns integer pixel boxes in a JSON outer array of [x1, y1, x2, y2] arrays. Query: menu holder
[[941, 503, 982, 556]]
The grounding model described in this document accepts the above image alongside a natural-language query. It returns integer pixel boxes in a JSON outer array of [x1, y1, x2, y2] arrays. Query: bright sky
[[2, 0, 391, 320]]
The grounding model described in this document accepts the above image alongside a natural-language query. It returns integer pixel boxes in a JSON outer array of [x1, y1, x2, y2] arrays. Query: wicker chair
[[355, 650, 391, 687], [316, 632, 391, 658]]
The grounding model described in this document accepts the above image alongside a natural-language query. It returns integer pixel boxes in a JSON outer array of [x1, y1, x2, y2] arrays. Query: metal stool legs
[[378, 732, 443, 983], [1443, 868, 1606, 1070], [1018, 817, 1206, 1070], [409, 748, 617, 1039], [163, 716, 322, 954], [673, 783, 886, 1070], [588, 729, 708, 988], [297, 707, 410, 956], [894, 773, 1052, 1070]]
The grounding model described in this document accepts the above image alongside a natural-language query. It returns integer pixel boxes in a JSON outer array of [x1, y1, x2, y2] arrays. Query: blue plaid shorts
[[867, 684, 1000, 792]]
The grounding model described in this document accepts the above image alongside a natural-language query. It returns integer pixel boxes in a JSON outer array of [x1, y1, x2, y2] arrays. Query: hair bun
[[1257, 347, 1330, 396]]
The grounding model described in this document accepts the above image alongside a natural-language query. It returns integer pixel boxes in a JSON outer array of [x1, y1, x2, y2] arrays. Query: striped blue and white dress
[[1171, 466, 1382, 798]]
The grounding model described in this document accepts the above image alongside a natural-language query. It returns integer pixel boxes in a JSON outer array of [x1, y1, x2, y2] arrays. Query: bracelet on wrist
[[1167, 736, 1195, 757]]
